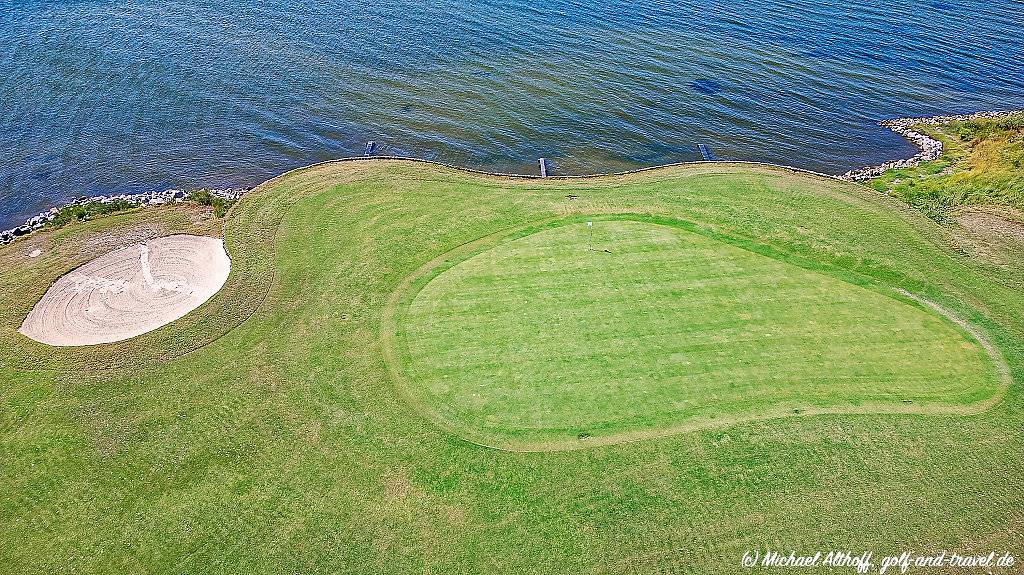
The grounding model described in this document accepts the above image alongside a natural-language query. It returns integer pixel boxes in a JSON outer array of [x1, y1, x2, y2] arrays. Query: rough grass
[[396, 217, 1000, 449], [1, 161, 1022, 574], [869, 113, 1024, 220]]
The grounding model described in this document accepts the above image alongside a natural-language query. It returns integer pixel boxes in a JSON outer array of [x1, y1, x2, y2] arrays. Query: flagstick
[[587, 221, 593, 251]]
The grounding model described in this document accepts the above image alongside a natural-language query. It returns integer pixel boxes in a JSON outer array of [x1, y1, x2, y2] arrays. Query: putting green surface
[[2, 161, 1021, 574], [398, 218, 997, 448]]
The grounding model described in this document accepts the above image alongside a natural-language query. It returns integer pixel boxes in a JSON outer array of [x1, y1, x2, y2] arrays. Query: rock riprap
[[0, 188, 245, 246], [841, 110, 1022, 181]]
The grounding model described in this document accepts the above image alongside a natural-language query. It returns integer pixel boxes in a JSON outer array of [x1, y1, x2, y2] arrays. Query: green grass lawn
[[2, 160, 1022, 574], [396, 217, 1000, 450]]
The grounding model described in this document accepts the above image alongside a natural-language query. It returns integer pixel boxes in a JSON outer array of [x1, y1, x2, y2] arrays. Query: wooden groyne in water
[[698, 144, 714, 161]]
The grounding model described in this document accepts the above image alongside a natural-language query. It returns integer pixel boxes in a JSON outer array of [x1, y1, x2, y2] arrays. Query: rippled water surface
[[1, 0, 1022, 226]]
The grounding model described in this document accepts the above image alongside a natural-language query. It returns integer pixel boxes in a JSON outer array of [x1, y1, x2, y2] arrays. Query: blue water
[[1, 0, 1022, 227]]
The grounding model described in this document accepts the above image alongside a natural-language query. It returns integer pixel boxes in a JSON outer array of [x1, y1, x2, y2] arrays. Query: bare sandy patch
[[18, 234, 230, 346], [953, 207, 1024, 268], [957, 207, 1024, 241]]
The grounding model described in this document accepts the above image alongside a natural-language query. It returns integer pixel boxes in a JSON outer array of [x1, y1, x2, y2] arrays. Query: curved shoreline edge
[[0, 159, 842, 247], [840, 109, 1024, 181], [2, 107, 1020, 247]]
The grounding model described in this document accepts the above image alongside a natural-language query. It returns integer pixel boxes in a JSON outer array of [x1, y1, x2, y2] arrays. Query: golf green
[[396, 217, 1000, 449]]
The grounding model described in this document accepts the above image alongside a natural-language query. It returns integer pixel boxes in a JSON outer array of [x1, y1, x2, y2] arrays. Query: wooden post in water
[[698, 143, 713, 161], [539, 158, 547, 178]]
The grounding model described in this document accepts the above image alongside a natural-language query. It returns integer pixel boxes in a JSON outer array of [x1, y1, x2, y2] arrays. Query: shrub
[[186, 189, 233, 217], [49, 200, 137, 228]]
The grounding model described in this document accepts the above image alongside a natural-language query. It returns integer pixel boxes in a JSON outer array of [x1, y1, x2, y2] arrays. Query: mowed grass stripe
[[398, 219, 999, 447]]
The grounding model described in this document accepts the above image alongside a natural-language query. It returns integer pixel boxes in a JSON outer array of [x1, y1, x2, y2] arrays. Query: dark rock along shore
[[0, 188, 245, 246], [839, 109, 1023, 181]]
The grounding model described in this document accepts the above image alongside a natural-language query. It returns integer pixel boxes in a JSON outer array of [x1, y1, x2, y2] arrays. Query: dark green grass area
[[869, 113, 1024, 221], [2, 161, 1022, 573]]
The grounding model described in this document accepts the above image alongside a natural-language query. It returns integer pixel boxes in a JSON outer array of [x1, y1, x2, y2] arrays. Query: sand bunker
[[19, 235, 230, 346]]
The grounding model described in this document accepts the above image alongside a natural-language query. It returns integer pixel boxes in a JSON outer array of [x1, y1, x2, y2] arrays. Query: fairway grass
[[393, 217, 1000, 450], [2, 160, 1022, 574]]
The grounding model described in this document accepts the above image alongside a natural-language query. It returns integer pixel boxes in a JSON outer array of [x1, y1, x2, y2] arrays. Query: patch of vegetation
[[187, 189, 234, 218], [869, 113, 1024, 221], [34, 190, 235, 235], [47, 199, 139, 228]]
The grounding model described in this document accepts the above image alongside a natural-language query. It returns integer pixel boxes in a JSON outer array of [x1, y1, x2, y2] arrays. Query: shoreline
[[3, 108, 1020, 247], [839, 109, 1023, 181], [0, 187, 245, 246]]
